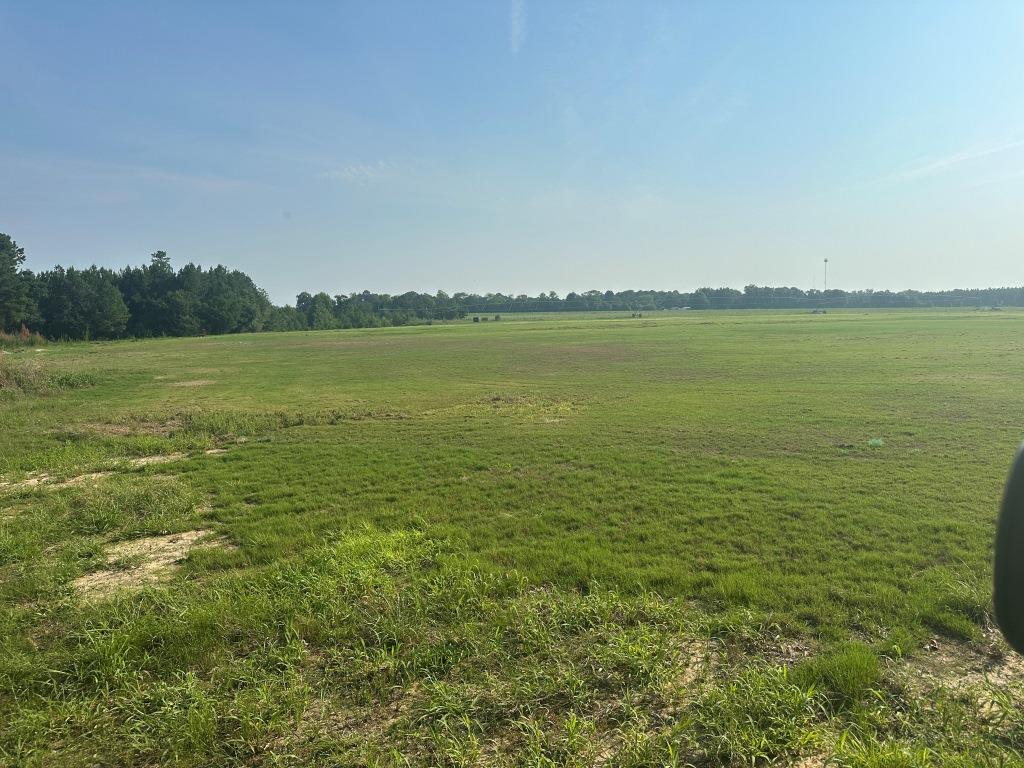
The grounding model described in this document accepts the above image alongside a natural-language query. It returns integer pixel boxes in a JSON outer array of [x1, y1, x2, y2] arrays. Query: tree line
[[1, 232, 1022, 340]]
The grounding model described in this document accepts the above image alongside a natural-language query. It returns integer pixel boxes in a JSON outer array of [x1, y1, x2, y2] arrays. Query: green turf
[[2, 309, 1023, 766]]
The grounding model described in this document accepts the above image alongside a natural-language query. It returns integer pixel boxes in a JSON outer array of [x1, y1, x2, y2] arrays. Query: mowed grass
[[2, 309, 1024, 766]]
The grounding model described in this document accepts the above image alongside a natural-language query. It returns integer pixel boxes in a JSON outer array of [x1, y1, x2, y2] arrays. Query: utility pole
[[823, 258, 829, 292]]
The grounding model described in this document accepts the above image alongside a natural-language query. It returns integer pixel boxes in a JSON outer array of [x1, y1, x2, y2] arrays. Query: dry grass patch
[[428, 392, 586, 422], [73, 529, 230, 598], [169, 379, 215, 388], [84, 417, 182, 437]]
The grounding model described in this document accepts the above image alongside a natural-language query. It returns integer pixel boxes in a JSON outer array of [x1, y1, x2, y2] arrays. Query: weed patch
[[689, 665, 823, 763], [57, 475, 203, 536]]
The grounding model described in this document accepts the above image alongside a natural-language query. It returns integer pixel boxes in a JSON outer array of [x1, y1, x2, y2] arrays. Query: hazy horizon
[[2, 1, 1022, 304]]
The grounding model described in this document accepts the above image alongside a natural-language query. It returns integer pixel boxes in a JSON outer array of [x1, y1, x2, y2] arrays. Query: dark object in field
[[473, 316, 480, 323], [494, 315, 501, 321], [994, 444, 1024, 653]]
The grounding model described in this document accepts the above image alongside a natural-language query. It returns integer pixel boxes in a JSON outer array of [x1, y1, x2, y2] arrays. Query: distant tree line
[[1, 234, 273, 339], [1, 232, 1023, 340]]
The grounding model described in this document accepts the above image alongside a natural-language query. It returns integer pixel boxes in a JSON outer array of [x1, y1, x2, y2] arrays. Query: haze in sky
[[2, 1, 1022, 304]]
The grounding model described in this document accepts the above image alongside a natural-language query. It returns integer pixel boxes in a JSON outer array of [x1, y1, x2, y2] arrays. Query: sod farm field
[[2, 309, 1024, 766]]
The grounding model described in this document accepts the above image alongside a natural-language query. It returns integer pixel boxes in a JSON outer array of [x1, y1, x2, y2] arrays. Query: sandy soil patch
[[73, 529, 229, 597], [49, 472, 114, 489], [204, 448, 228, 455], [0, 470, 113, 493], [791, 757, 828, 768], [126, 453, 187, 467], [673, 641, 715, 693], [0, 472, 49, 491], [912, 632, 1024, 690], [169, 379, 215, 387], [1, 453, 187, 493]]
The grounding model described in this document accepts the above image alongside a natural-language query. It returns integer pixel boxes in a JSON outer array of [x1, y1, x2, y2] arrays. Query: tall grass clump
[[0, 356, 95, 397], [792, 641, 881, 709], [914, 568, 990, 641], [0, 356, 50, 395], [0, 325, 46, 349]]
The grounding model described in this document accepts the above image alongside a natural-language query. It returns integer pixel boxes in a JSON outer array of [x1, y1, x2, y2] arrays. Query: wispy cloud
[[317, 160, 398, 184], [853, 138, 1024, 189], [509, 0, 527, 54]]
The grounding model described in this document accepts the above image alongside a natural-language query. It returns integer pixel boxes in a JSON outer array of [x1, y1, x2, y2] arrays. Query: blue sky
[[2, 1, 1022, 303]]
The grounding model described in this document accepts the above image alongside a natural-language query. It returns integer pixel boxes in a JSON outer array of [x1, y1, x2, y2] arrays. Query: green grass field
[[2, 310, 1023, 766]]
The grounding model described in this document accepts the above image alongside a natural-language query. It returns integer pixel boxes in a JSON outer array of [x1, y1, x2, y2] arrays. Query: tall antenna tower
[[823, 258, 829, 292]]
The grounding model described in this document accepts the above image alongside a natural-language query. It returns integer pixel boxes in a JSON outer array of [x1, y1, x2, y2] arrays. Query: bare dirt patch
[[906, 629, 1024, 702], [169, 379, 215, 388], [671, 640, 716, 695], [126, 452, 187, 467], [0, 470, 113, 493], [901, 631, 1024, 724], [73, 529, 230, 598], [1, 453, 187, 494], [791, 756, 828, 768], [0, 472, 49, 491], [49, 472, 114, 490], [204, 448, 228, 455]]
